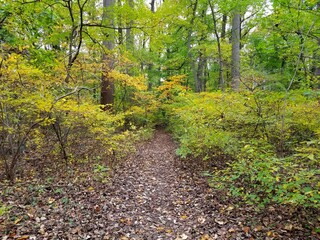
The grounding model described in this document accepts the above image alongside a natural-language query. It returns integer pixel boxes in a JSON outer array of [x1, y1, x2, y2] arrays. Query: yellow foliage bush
[[0, 53, 142, 181]]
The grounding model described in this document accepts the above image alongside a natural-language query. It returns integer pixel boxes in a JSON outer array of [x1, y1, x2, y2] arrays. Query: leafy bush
[[0, 53, 145, 182], [165, 90, 320, 208]]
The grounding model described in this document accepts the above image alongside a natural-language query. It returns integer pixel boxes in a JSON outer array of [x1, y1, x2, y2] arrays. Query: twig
[[53, 86, 92, 104]]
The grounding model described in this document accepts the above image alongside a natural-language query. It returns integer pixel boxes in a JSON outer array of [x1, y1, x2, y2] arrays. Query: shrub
[[164, 90, 320, 208], [0, 53, 143, 182]]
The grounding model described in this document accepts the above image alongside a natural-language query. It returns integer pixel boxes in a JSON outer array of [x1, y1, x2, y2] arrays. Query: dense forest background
[[0, 0, 320, 237]]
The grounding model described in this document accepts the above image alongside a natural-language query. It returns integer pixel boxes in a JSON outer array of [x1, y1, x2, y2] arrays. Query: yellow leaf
[[156, 226, 165, 232], [14, 216, 23, 224], [88, 186, 94, 191], [226, 206, 234, 211], [254, 225, 263, 232], [39, 225, 46, 235], [201, 234, 211, 240], [284, 224, 293, 231], [17, 236, 29, 240], [180, 215, 188, 220]]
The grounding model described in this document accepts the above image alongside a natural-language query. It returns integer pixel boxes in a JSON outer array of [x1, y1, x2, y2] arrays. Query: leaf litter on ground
[[1, 130, 319, 239]]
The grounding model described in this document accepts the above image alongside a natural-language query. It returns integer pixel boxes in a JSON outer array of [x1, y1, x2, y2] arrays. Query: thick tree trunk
[[231, 11, 241, 91], [100, 0, 115, 110]]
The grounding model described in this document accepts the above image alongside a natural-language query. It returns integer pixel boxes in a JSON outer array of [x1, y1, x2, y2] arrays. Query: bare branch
[[53, 86, 92, 104]]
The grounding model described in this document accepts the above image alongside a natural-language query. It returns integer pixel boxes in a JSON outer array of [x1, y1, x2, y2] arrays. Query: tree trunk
[[126, 0, 134, 51], [221, 14, 227, 40], [312, 3, 320, 88], [209, 2, 224, 90], [100, 0, 115, 110], [231, 11, 241, 91], [187, 0, 199, 92], [117, 0, 123, 45], [197, 53, 205, 92], [147, 0, 156, 90], [150, 0, 155, 13]]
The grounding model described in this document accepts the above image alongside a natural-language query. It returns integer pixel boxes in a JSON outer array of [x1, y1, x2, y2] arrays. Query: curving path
[[3, 130, 313, 239], [100, 130, 240, 239]]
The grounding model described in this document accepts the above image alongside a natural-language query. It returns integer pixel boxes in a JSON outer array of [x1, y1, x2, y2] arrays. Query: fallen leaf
[[39, 225, 45, 235], [71, 226, 82, 234], [103, 234, 111, 240], [180, 215, 188, 220], [126, 218, 132, 225], [176, 233, 188, 240], [156, 226, 165, 232], [27, 208, 36, 219], [14, 216, 23, 224], [226, 206, 234, 211], [243, 226, 250, 234], [87, 186, 94, 191], [267, 231, 273, 237], [268, 206, 275, 212], [284, 224, 293, 231], [254, 225, 263, 232], [119, 237, 129, 240], [17, 236, 29, 240], [94, 205, 101, 213], [215, 218, 226, 225], [197, 216, 206, 224], [201, 234, 211, 240]]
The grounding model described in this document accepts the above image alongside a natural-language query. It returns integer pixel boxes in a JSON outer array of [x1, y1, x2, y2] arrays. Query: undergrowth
[[163, 90, 320, 209]]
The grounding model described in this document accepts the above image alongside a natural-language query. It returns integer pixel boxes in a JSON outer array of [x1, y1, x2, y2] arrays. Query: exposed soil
[[1, 130, 319, 239]]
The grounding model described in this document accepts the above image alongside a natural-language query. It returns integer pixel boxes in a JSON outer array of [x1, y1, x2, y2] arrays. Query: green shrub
[[164, 90, 320, 208]]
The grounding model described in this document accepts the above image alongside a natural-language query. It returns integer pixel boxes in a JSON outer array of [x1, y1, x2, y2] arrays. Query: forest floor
[[1, 130, 319, 239]]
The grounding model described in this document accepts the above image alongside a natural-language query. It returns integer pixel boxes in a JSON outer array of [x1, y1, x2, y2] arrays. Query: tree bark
[[126, 0, 134, 51], [231, 11, 241, 91], [209, 2, 224, 90], [147, 0, 156, 90], [312, 3, 320, 88], [187, 0, 199, 92], [313, 38, 320, 88], [150, 0, 155, 13], [65, 0, 88, 83], [100, 0, 115, 110], [221, 14, 227, 40], [196, 53, 205, 92]]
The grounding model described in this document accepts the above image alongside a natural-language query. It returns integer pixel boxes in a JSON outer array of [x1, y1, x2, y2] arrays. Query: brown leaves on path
[[1, 130, 319, 239]]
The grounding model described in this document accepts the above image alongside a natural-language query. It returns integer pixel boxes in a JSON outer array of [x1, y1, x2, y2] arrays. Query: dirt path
[[2, 130, 317, 239], [101, 130, 240, 239]]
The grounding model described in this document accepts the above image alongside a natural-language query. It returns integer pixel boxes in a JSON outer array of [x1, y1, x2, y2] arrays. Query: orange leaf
[[243, 226, 250, 234]]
